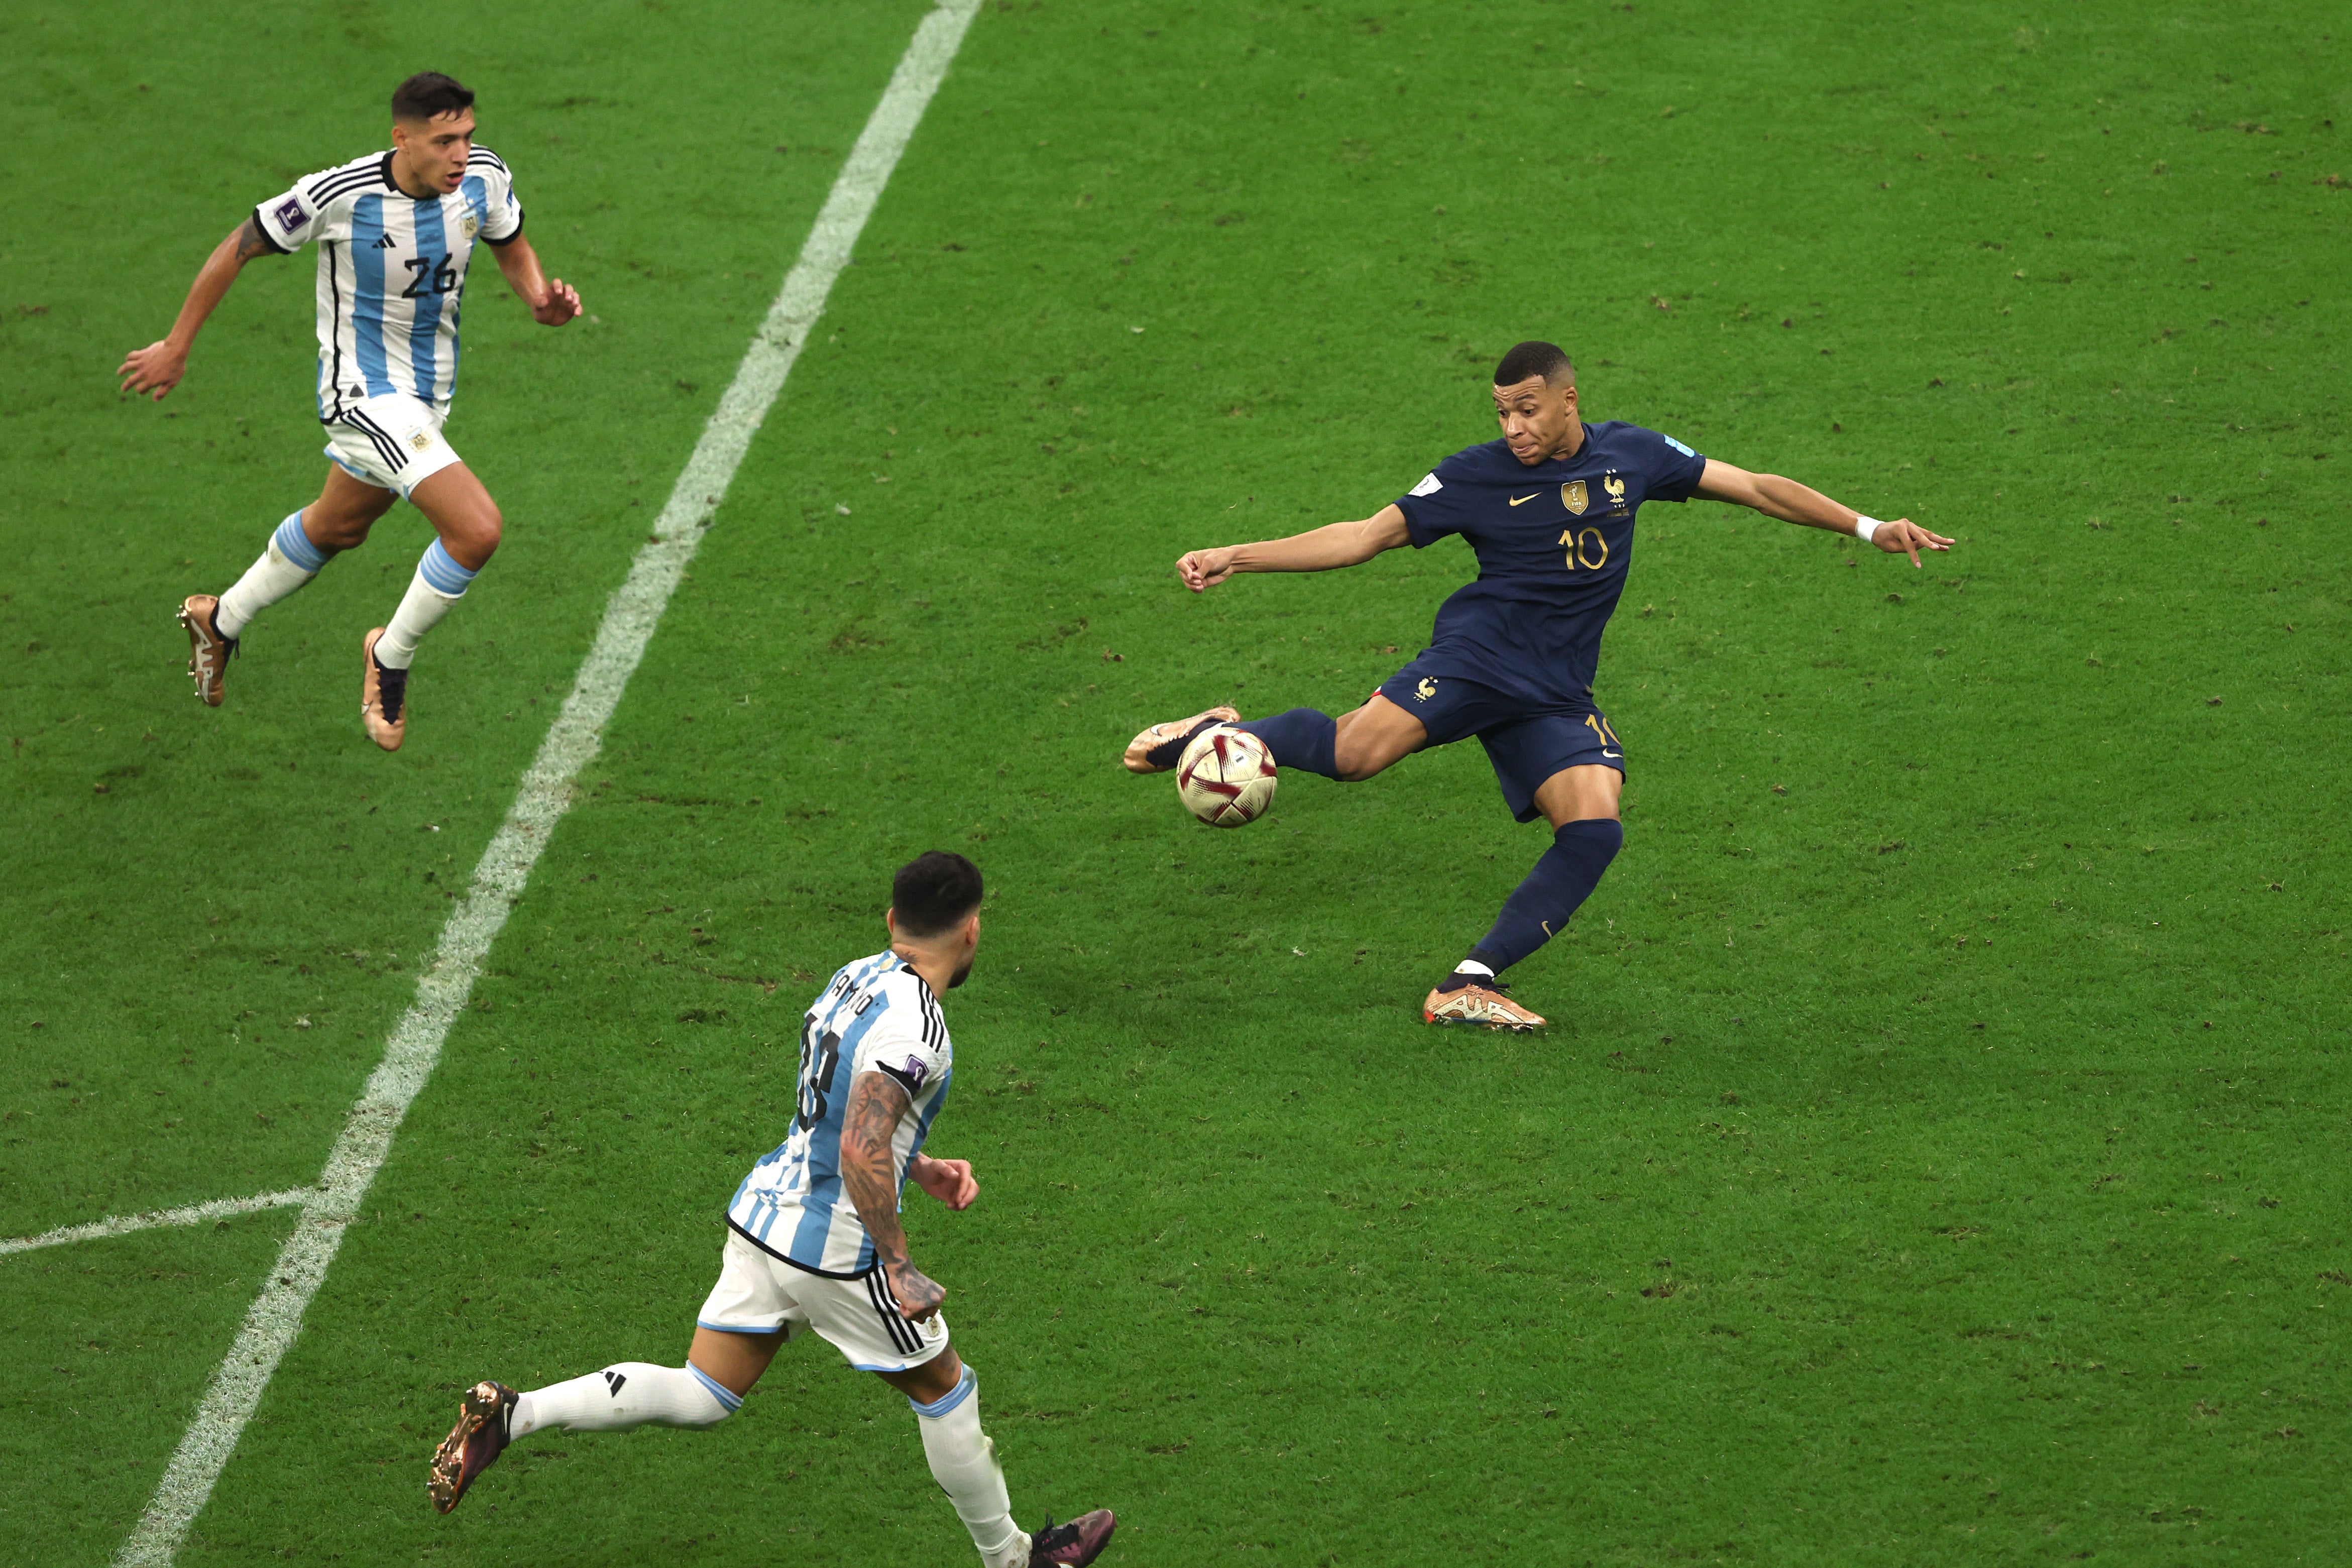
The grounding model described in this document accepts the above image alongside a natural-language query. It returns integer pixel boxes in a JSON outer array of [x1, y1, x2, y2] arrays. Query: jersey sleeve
[[472, 149, 525, 245], [1643, 428, 1709, 503], [252, 169, 342, 253], [849, 978, 949, 1098], [1394, 461, 1475, 548]]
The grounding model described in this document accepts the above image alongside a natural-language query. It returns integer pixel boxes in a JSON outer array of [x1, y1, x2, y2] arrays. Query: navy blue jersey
[[1392, 422, 1707, 706]]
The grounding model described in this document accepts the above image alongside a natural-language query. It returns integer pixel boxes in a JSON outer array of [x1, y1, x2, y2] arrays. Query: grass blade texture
[[3, 1, 2345, 1563]]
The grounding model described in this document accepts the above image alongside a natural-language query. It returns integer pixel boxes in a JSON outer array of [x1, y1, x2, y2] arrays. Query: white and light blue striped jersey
[[252, 148, 524, 421], [726, 951, 955, 1278]]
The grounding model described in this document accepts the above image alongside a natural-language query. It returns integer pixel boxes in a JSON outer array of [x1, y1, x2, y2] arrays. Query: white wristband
[[1852, 515, 1883, 544]]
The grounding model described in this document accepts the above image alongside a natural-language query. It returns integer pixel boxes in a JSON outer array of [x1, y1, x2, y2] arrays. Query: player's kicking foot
[[1123, 706, 1240, 773], [427, 1379, 516, 1514], [361, 627, 408, 751], [1028, 1509, 1117, 1566], [178, 594, 237, 706], [1423, 976, 1546, 1031]]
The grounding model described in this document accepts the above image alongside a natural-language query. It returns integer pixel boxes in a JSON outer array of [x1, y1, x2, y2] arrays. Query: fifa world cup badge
[[1561, 481, 1589, 516]]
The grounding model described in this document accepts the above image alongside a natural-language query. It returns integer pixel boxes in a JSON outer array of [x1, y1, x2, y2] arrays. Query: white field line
[[0, 1188, 312, 1257], [110, 7, 981, 1562]]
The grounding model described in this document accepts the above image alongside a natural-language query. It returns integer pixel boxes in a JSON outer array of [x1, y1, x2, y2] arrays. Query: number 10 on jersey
[[1557, 527, 1609, 571]]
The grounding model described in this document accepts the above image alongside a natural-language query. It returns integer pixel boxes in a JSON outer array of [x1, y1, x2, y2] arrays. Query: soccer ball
[[1175, 725, 1277, 827]]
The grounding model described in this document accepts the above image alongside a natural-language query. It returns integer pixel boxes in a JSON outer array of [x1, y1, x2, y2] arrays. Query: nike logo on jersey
[[371, 234, 396, 250], [1508, 492, 1539, 506]]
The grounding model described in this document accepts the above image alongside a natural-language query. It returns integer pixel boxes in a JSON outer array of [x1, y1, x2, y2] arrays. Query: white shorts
[[321, 393, 461, 499], [697, 1228, 951, 1374]]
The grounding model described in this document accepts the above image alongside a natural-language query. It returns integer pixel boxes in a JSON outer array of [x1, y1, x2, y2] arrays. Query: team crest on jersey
[[1603, 473, 1627, 505], [1414, 677, 1437, 702], [408, 431, 433, 453], [1561, 481, 1588, 516], [461, 214, 479, 238]]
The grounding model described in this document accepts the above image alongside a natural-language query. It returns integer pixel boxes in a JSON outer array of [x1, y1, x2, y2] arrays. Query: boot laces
[[376, 657, 409, 724]]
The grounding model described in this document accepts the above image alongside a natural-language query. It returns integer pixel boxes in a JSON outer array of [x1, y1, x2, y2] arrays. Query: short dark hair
[[1493, 340, 1575, 389], [892, 851, 984, 939], [392, 72, 475, 123]]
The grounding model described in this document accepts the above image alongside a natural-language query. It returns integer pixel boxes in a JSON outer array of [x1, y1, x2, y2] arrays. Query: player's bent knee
[[1331, 738, 1402, 782], [442, 509, 501, 571], [309, 515, 371, 552]]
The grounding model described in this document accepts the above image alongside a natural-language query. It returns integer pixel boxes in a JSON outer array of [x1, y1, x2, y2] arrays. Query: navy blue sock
[[1237, 708, 1339, 779], [1470, 818, 1624, 973]]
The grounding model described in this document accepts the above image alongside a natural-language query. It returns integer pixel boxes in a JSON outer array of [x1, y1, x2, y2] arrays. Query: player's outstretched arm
[[840, 1070, 946, 1320], [1693, 459, 1953, 567], [117, 217, 279, 402], [1176, 503, 1412, 592], [490, 233, 581, 326]]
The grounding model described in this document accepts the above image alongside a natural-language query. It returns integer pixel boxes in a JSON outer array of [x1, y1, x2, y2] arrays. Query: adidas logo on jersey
[[602, 1369, 628, 1396], [371, 234, 396, 250]]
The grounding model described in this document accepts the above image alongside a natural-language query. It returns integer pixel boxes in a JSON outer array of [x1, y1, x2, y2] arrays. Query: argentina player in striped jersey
[[429, 854, 1116, 1567], [119, 71, 581, 751]]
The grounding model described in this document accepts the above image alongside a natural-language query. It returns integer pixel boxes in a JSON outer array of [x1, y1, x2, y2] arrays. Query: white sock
[[912, 1368, 1026, 1567], [510, 1362, 736, 1438], [374, 540, 477, 670], [215, 512, 330, 638]]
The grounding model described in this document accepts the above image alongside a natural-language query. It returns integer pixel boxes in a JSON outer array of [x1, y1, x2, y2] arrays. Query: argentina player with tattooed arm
[[428, 854, 1117, 1568], [118, 71, 581, 750], [1124, 341, 1951, 1029]]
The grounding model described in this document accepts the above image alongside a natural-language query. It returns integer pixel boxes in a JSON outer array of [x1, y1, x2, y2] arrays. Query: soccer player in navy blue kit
[[1124, 341, 1952, 1029]]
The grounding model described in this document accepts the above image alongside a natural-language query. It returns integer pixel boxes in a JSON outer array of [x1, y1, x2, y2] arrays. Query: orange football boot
[[362, 628, 408, 751], [178, 594, 238, 706], [1423, 979, 1547, 1031], [1123, 705, 1241, 773]]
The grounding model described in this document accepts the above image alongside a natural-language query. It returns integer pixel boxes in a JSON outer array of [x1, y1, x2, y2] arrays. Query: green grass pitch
[[4, 0, 2348, 1561]]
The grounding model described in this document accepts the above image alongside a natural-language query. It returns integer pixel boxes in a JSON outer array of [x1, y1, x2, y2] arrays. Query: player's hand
[[532, 278, 582, 326], [910, 1155, 978, 1210], [886, 1259, 947, 1322], [118, 340, 188, 402], [1177, 546, 1239, 593], [1866, 518, 1953, 567]]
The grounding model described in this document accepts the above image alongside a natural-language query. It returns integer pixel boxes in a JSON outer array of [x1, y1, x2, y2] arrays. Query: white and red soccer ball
[[1175, 725, 1277, 827]]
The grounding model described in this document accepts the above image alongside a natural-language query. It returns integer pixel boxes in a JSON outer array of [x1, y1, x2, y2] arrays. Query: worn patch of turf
[[7, 1, 2348, 1563]]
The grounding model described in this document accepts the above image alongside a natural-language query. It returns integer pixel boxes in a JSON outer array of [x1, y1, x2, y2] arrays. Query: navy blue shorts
[[1375, 661, 1623, 824]]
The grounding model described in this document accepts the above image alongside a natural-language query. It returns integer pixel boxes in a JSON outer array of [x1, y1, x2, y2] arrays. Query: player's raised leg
[[1236, 689, 1428, 780], [428, 1332, 752, 1514], [1124, 691, 1425, 782], [362, 462, 500, 750], [180, 470, 394, 705], [1426, 756, 1624, 1030]]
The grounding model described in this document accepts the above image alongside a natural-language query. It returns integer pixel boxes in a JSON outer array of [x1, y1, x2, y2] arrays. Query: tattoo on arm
[[235, 216, 277, 262], [840, 1072, 913, 1265]]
